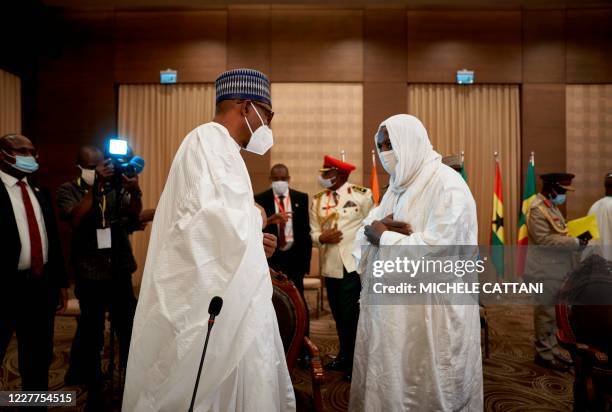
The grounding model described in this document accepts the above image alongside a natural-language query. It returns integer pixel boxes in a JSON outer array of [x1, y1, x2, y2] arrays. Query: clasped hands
[[364, 214, 413, 246]]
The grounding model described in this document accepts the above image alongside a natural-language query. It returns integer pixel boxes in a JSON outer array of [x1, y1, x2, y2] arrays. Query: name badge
[[96, 228, 112, 249]]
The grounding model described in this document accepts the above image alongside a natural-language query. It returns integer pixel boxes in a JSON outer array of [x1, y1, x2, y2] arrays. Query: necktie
[[277, 195, 287, 249], [17, 181, 44, 277]]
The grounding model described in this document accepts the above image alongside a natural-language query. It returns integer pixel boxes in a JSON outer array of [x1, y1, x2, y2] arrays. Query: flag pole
[[341, 150, 346, 162]]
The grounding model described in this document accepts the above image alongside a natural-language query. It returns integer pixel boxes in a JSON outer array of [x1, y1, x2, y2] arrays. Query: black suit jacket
[[255, 188, 312, 276], [0, 179, 68, 289]]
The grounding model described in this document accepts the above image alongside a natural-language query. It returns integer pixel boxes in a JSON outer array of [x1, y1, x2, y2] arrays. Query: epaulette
[[528, 195, 544, 210], [314, 190, 327, 199], [351, 185, 368, 194]]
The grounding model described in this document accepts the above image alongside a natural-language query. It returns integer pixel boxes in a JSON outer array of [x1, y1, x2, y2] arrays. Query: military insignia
[[314, 190, 327, 199], [343, 200, 357, 208], [352, 185, 368, 194]]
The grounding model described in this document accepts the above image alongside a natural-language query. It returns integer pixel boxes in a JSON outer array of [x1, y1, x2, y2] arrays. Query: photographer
[[56, 145, 141, 410]]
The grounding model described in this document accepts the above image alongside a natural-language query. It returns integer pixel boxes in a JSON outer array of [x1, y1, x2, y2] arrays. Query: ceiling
[[39, 0, 612, 10]]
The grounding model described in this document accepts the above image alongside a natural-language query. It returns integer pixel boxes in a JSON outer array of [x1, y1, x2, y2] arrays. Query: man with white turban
[[350, 114, 483, 411], [122, 69, 295, 411]]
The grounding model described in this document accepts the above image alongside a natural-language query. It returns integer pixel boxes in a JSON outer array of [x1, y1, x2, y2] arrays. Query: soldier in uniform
[[525, 173, 587, 371], [310, 155, 373, 381]]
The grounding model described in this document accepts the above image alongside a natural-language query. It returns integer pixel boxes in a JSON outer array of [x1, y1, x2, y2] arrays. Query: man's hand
[[263, 233, 277, 257], [364, 220, 388, 246], [56, 288, 69, 315], [122, 174, 140, 194], [319, 227, 343, 244], [95, 159, 114, 183], [381, 214, 413, 236], [365, 214, 413, 246], [266, 212, 292, 226]]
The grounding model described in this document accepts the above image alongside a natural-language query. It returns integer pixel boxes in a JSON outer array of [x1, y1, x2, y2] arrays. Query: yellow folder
[[567, 215, 600, 240]]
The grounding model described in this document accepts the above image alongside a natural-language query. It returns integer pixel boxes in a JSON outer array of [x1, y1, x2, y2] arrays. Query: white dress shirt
[[0, 169, 49, 270], [273, 188, 294, 251]]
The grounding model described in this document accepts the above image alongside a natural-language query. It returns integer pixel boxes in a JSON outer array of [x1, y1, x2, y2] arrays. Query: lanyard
[[76, 177, 107, 228], [99, 194, 107, 228]]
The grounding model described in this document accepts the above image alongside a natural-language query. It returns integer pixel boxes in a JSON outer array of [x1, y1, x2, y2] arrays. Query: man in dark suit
[[0, 133, 68, 391], [255, 163, 312, 294]]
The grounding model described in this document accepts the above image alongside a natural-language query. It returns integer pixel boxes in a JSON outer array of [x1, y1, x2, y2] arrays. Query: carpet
[[0, 298, 573, 411]]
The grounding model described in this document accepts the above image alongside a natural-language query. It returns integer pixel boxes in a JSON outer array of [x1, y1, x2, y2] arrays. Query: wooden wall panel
[[35, 12, 116, 192], [227, 7, 270, 74], [362, 82, 407, 189], [114, 11, 227, 83], [566, 9, 612, 83], [522, 84, 566, 188], [270, 9, 363, 81], [522, 10, 565, 83], [406, 11, 522, 83], [364, 9, 406, 82], [228, 7, 272, 193]]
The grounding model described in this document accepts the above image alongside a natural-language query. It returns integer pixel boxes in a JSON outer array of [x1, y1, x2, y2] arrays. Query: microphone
[[188, 296, 223, 412]]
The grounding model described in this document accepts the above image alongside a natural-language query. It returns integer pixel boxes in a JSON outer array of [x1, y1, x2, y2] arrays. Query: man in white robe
[[350, 115, 483, 411], [587, 172, 612, 261], [122, 69, 295, 412]]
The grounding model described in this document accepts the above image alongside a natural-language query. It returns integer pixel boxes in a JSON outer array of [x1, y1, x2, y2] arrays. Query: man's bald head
[[0, 133, 33, 151], [77, 145, 103, 169], [270, 163, 290, 182], [0, 133, 38, 178]]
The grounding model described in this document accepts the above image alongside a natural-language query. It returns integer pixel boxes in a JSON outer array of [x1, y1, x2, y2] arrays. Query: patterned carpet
[[0, 295, 573, 411]]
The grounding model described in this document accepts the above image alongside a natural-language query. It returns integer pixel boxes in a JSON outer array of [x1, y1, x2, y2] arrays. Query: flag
[[516, 152, 536, 277], [460, 151, 468, 182], [370, 150, 380, 205], [491, 157, 504, 277]]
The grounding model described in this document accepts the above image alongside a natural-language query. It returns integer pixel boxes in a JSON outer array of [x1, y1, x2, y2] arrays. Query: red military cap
[[319, 155, 356, 174]]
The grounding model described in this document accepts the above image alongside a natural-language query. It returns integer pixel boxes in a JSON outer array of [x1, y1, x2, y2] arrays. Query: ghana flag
[[516, 152, 536, 277], [491, 158, 504, 277]]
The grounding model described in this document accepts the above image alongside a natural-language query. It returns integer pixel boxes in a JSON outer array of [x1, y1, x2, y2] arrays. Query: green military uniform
[[525, 175, 581, 365], [310, 181, 373, 370]]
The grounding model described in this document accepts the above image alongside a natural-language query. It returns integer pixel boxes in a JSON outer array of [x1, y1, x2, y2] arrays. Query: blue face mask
[[2, 151, 39, 174], [551, 193, 566, 206]]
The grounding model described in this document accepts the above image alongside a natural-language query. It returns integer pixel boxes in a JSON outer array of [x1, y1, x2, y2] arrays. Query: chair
[[556, 303, 612, 411], [271, 271, 325, 412], [304, 247, 324, 318]]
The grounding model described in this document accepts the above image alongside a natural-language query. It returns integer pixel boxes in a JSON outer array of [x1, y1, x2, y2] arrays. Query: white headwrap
[[376, 114, 442, 226]]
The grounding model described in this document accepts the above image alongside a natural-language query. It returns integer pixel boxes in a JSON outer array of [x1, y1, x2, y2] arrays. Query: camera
[[105, 138, 145, 188]]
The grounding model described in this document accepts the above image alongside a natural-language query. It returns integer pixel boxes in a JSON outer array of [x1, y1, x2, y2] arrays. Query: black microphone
[[188, 296, 223, 412]]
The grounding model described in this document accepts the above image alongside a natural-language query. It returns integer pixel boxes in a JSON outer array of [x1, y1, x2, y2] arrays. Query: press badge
[[96, 228, 112, 249]]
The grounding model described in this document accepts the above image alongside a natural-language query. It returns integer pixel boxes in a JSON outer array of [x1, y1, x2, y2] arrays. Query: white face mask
[[318, 175, 335, 189], [379, 150, 398, 176], [78, 166, 96, 186], [244, 102, 274, 155], [272, 180, 289, 196]]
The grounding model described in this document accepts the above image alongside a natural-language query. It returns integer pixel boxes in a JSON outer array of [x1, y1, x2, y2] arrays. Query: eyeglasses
[[250, 101, 274, 123]]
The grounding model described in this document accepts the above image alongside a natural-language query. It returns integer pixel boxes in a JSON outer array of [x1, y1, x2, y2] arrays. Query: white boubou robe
[[122, 122, 295, 412], [350, 114, 483, 412], [588, 196, 612, 261]]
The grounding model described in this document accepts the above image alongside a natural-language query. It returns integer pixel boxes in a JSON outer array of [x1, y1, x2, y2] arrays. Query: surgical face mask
[[318, 175, 335, 189], [272, 180, 289, 196], [551, 193, 566, 206], [78, 166, 96, 186], [244, 102, 274, 155], [2, 151, 39, 174], [379, 150, 398, 176]]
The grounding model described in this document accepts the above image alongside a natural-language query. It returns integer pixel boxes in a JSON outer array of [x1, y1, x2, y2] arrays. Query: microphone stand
[[188, 318, 215, 412]]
